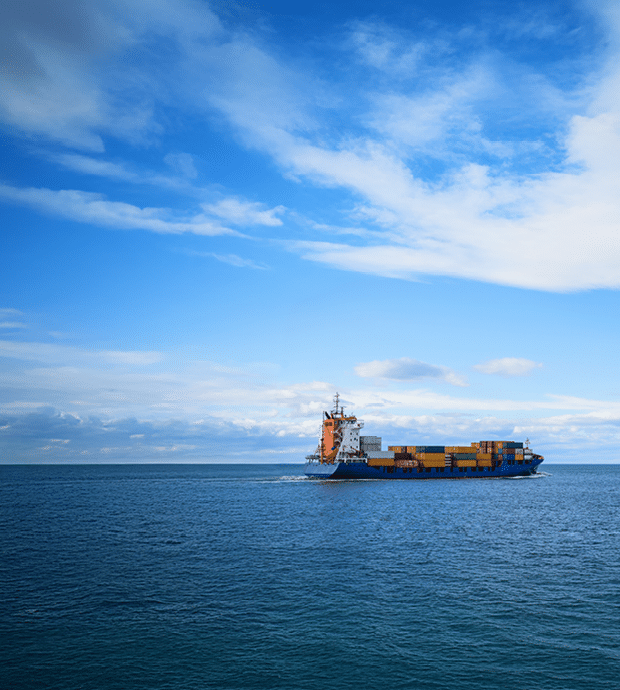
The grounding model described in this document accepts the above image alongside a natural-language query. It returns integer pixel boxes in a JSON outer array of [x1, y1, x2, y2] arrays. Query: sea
[[1, 464, 619, 690]]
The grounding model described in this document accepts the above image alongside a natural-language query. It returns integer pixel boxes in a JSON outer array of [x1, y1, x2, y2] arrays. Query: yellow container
[[416, 452, 445, 461], [456, 459, 476, 467], [421, 458, 445, 468], [367, 457, 394, 467], [477, 459, 492, 467], [476, 453, 492, 460], [406, 446, 417, 453]]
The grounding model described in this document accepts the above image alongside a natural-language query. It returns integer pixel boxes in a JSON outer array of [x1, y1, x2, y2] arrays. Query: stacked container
[[367, 456, 394, 467], [416, 452, 445, 468]]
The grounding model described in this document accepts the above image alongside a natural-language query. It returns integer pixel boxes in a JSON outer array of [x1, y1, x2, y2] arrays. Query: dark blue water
[[1, 464, 619, 690]]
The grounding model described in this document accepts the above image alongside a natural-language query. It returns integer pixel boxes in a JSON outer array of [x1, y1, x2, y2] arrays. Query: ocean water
[[1, 464, 619, 690]]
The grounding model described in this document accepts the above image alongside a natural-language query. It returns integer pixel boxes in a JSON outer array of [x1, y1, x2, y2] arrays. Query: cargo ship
[[304, 394, 544, 479]]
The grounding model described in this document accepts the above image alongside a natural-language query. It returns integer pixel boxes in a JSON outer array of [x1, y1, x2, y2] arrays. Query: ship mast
[[333, 392, 341, 416]]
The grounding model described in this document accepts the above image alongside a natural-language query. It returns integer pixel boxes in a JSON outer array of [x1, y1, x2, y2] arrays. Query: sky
[[2, 0, 620, 463]]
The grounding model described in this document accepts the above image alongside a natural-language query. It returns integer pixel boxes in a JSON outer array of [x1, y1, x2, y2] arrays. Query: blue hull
[[304, 459, 543, 479]]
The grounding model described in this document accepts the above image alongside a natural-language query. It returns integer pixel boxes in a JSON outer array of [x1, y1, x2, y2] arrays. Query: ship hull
[[304, 459, 543, 479]]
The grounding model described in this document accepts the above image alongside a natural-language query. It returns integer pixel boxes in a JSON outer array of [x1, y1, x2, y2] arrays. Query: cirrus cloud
[[355, 357, 468, 386], [473, 357, 543, 377]]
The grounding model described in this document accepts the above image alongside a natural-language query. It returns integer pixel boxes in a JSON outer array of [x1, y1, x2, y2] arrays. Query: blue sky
[[2, 0, 620, 463]]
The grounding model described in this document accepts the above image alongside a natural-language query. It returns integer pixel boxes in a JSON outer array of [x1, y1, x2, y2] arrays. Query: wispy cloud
[[474, 358, 543, 377], [53, 154, 139, 181], [0, 340, 163, 366], [204, 198, 285, 227], [355, 357, 468, 386], [164, 152, 198, 179], [0, 184, 240, 236], [185, 250, 269, 270], [4, 380, 620, 461], [4, 1, 620, 290], [0, 322, 28, 329]]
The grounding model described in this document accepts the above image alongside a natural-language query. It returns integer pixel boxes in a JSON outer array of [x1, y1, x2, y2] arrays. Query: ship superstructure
[[318, 392, 364, 463], [304, 394, 544, 479]]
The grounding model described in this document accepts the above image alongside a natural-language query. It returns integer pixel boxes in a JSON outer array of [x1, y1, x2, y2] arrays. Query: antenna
[[333, 392, 340, 415]]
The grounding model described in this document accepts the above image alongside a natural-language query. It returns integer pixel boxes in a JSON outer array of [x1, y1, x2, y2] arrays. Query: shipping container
[[421, 458, 445, 468], [360, 436, 382, 452], [367, 457, 394, 467], [477, 459, 492, 467], [394, 452, 411, 460], [416, 452, 445, 461], [455, 459, 477, 467], [395, 459, 417, 468], [454, 452, 476, 460], [476, 453, 492, 460]]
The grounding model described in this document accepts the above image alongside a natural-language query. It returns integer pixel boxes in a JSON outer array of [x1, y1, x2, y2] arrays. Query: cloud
[[473, 358, 543, 377], [0, 322, 28, 329], [164, 152, 198, 179], [54, 154, 139, 181], [0, 340, 163, 366], [187, 8, 620, 291], [355, 357, 468, 386], [0, 406, 318, 462], [185, 251, 269, 270], [0, 183, 241, 236], [203, 198, 285, 226], [5, 1, 620, 290], [4, 385, 620, 462], [347, 21, 429, 74], [0, 0, 220, 149]]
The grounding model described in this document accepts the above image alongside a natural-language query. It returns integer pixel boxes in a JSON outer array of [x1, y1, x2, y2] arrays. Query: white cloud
[[355, 357, 468, 386], [0, 340, 163, 366], [54, 154, 139, 181], [164, 152, 198, 179], [474, 358, 543, 377], [347, 22, 429, 73], [186, 9, 620, 292], [6, 1, 620, 290], [4, 380, 620, 461], [0, 322, 28, 329], [186, 251, 268, 270], [0, 0, 220, 149], [0, 184, 240, 236], [204, 198, 285, 226]]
